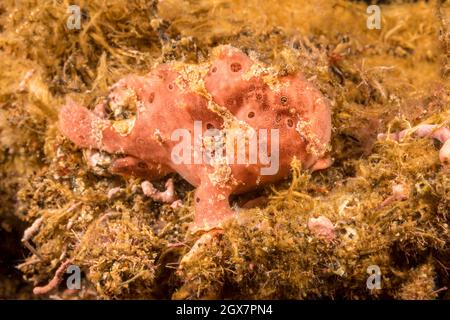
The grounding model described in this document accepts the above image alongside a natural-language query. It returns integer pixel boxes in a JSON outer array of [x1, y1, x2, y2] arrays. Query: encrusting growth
[[141, 178, 177, 203], [307, 215, 335, 242], [379, 182, 409, 208], [378, 124, 450, 166], [33, 260, 73, 295]]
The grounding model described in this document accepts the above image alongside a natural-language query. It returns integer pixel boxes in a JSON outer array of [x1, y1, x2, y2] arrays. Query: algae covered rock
[[0, 0, 448, 299]]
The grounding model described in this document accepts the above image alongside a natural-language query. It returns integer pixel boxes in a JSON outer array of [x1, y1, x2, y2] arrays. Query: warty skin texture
[[59, 45, 332, 233]]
